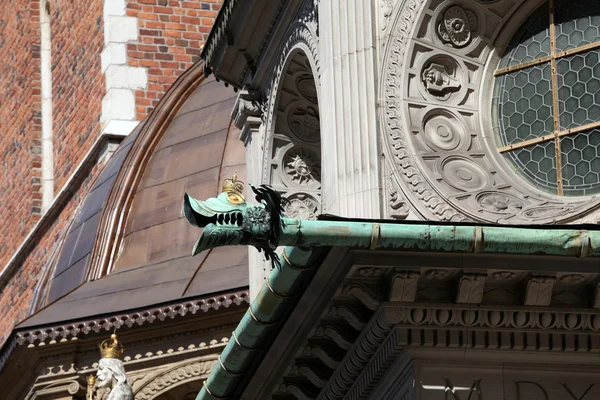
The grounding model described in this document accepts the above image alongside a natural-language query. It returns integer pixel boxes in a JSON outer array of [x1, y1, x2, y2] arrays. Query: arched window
[[493, 0, 600, 196]]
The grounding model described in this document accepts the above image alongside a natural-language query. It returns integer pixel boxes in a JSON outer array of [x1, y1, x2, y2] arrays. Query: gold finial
[[99, 332, 124, 359], [87, 375, 96, 400], [222, 172, 245, 204]]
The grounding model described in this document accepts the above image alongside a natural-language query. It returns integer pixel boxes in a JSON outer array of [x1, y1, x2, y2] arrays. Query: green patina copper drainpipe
[[184, 184, 600, 399]]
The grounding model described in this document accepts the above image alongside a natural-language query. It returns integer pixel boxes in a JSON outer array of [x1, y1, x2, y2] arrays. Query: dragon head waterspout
[[183, 174, 286, 267]]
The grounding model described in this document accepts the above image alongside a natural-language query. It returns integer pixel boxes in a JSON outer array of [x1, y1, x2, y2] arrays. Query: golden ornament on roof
[[99, 333, 124, 359], [222, 173, 245, 204]]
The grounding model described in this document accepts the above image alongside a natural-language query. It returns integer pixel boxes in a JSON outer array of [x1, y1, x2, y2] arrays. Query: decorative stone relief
[[440, 156, 490, 192], [261, 25, 322, 227], [422, 110, 469, 152], [381, 0, 395, 32], [558, 274, 586, 284], [421, 60, 461, 97], [296, 74, 318, 103], [134, 359, 217, 400], [381, 0, 600, 223], [492, 271, 516, 281], [477, 192, 525, 213], [284, 193, 320, 219], [288, 105, 320, 143], [524, 276, 555, 306], [456, 272, 486, 304], [437, 6, 478, 48], [388, 178, 410, 220], [390, 271, 420, 302], [282, 146, 321, 187], [424, 269, 450, 280]]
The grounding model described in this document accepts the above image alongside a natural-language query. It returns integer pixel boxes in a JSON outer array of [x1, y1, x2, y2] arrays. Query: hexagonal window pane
[[558, 51, 600, 130], [504, 141, 558, 195], [555, 0, 600, 52], [561, 129, 600, 196], [495, 64, 554, 146], [499, 3, 550, 68]]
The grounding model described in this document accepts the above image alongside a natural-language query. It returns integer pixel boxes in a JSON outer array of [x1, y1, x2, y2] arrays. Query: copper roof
[[19, 67, 248, 329]]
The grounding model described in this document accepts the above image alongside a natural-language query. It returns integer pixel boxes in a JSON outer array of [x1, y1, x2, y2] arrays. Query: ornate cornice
[[16, 291, 249, 346], [200, 0, 239, 73], [0, 290, 249, 375]]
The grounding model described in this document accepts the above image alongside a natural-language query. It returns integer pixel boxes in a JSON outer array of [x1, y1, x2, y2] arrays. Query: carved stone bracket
[[232, 90, 263, 145], [456, 272, 487, 304], [390, 271, 420, 302], [524, 275, 555, 306]]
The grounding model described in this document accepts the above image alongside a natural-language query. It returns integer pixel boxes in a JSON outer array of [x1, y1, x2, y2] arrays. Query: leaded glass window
[[493, 0, 600, 196]]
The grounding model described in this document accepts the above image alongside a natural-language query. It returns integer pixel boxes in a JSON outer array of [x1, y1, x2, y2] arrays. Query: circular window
[[493, 0, 600, 196]]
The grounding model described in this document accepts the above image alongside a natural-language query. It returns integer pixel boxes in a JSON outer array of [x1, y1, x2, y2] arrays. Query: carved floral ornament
[[381, 0, 600, 223], [437, 5, 478, 48]]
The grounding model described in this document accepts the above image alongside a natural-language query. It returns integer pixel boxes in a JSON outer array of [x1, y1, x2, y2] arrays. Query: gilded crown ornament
[[222, 173, 245, 204], [99, 333, 124, 359]]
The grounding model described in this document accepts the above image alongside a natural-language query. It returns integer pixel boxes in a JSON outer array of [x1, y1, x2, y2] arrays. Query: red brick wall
[[0, 0, 42, 266], [125, 0, 220, 120], [0, 164, 104, 345], [0, 0, 223, 346], [51, 0, 105, 190], [0, 0, 105, 345]]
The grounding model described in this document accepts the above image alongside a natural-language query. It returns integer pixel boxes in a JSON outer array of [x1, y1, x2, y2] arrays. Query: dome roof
[[20, 65, 248, 328]]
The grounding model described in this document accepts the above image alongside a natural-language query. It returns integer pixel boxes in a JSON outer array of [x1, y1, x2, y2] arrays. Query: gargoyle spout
[[183, 175, 286, 267]]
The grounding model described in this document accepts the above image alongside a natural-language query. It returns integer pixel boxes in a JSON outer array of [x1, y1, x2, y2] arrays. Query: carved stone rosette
[[380, 0, 600, 223]]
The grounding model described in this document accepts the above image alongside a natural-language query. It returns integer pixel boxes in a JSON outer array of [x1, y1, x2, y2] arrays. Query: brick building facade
[[0, 0, 222, 347]]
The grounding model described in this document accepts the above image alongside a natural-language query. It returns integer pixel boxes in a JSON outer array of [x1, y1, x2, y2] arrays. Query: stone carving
[[422, 111, 468, 151], [424, 269, 450, 280], [382, 0, 600, 224], [88, 334, 133, 400], [382, 0, 466, 222], [477, 192, 525, 213], [390, 271, 420, 302], [421, 60, 461, 97], [357, 267, 385, 277], [492, 271, 516, 281], [283, 146, 321, 187], [289, 105, 320, 143], [134, 359, 217, 400], [437, 6, 477, 48], [343, 282, 383, 310], [296, 74, 318, 103], [456, 273, 486, 304], [519, 205, 573, 221], [524, 276, 555, 306], [381, 0, 395, 31], [441, 157, 489, 192], [233, 90, 263, 144], [284, 193, 320, 220], [388, 178, 410, 219], [558, 274, 586, 284]]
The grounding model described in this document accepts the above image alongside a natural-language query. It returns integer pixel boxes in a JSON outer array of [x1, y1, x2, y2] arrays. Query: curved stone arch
[[380, 0, 600, 224], [133, 358, 217, 400], [261, 19, 323, 219]]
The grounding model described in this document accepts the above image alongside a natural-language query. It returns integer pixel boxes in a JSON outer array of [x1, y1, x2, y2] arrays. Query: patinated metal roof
[[19, 74, 248, 329]]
